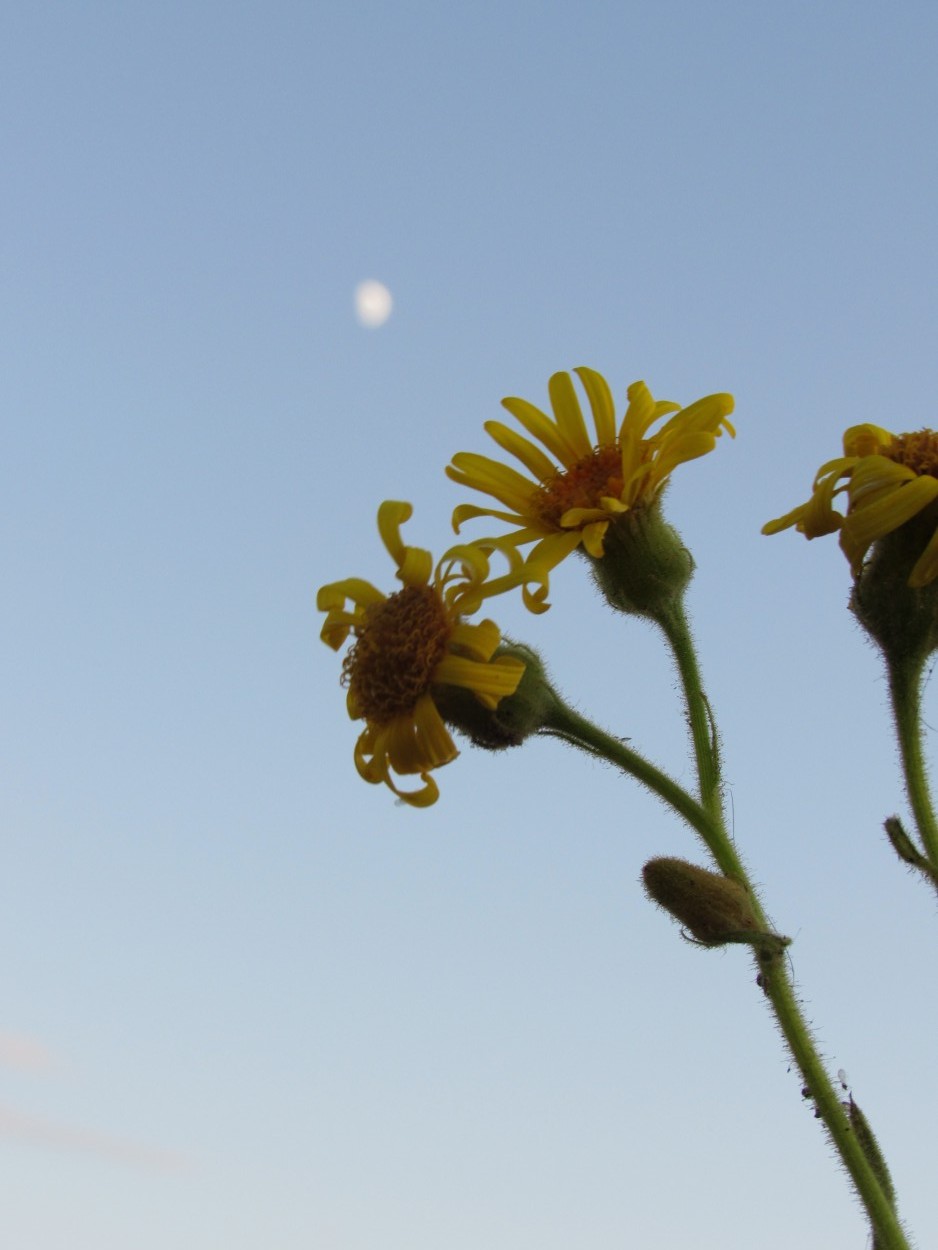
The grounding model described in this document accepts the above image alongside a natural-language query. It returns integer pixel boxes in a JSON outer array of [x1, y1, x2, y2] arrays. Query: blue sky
[[2, 2, 937, 1246]]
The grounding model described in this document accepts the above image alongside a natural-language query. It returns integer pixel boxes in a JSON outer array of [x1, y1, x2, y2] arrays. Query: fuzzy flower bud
[[642, 857, 786, 950], [591, 495, 695, 619]]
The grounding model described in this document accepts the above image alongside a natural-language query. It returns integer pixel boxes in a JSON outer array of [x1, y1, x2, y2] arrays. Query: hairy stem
[[540, 681, 909, 1250], [653, 598, 724, 823], [887, 652, 938, 879]]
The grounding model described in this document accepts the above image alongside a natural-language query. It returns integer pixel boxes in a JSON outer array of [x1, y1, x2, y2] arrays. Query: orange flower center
[[530, 445, 626, 527], [342, 585, 452, 722], [888, 430, 938, 478]]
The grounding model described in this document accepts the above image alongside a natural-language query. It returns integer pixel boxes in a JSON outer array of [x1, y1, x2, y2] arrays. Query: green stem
[[653, 598, 723, 822], [540, 696, 741, 878], [887, 652, 938, 873], [539, 696, 725, 858], [541, 681, 909, 1249], [660, 597, 909, 1249], [758, 952, 909, 1250]]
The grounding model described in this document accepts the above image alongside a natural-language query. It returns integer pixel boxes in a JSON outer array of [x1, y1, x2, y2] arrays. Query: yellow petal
[[411, 696, 459, 768], [598, 495, 628, 514], [580, 519, 610, 557], [356, 723, 440, 806], [397, 545, 434, 588], [514, 532, 583, 613], [843, 474, 938, 550], [379, 700, 456, 775], [501, 396, 579, 465], [910, 525, 938, 587], [649, 430, 718, 484], [377, 501, 414, 567], [451, 501, 535, 534], [319, 609, 359, 650], [560, 506, 611, 527], [843, 424, 894, 456], [846, 455, 916, 508], [449, 618, 502, 661], [763, 464, 849, 539], [447, 453, 540, 513], [548, 371, 593, 457], [316, 578, 383, 613], [354, 723, 389, 783], [574, 366, 617, 447], [761, 506, 804, 536], [483, 419, 557, 482], [620, 381, 657, 440], [434, 653, 525, 709], [658, 393, 735, 439], [799, 484, 846, 537]]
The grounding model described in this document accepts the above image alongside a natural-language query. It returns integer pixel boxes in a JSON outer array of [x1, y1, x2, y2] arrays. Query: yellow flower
[[446, 368, 735, 609], [763, 425, 938, 587], [317, 501, 529, 807]]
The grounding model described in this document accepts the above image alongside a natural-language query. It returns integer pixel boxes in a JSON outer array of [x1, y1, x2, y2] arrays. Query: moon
[[354, 280, 393, 328]]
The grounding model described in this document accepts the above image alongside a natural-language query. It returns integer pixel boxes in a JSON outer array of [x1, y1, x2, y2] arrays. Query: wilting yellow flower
[[317, 501, 529, 807], [763, 425, 938, 587], [446, 368, 735, 609]]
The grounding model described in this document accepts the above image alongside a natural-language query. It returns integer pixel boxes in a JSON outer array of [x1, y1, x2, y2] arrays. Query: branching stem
[[539, 657, 910, 1250]]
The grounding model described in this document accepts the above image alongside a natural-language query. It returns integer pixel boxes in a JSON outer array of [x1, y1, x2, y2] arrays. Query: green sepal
[[590, 494, 694, 620]]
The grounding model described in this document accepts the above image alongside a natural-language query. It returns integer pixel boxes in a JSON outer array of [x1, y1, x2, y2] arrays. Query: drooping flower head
[[446, 368, 735, 610], [763, 424, 938, 588], [317, 501, 530, 806]]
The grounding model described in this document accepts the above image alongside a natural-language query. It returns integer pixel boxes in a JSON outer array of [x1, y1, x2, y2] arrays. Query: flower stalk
[[652, 596, 724, 826], [886, 652, 938, 885], [540, 681, 909, 1250], [319, 365, 925, 1249], [661, 592, 909, 1250]]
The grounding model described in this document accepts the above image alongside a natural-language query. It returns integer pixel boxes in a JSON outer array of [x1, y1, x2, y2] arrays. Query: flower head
[[317, 501, 529, 807], [763, 424, 938, 587], [446, 368, 735, 610]]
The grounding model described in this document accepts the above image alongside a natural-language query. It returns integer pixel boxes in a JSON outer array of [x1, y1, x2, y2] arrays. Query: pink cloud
[[0, 1032, 57, 1073], [0, 1103, 188, 1173]]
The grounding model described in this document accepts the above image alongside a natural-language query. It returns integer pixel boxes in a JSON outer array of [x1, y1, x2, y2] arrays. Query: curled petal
[[377, 501, 414, 566], [449, 618, 502, 661], [390, 696, 457, 773], [843, 424, 894, 456], [520, 532, 583, 612], [317, 578, 384, 614], [319, 608, 361, 651], [846, 455, 917, 509], [841, 474, 938, 569], [397, 545, 434, 588], [763, 464, 848, 539], [356, 729, 440, 807], [375, 501, 434, 587], [320, 500, 529, 806]]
